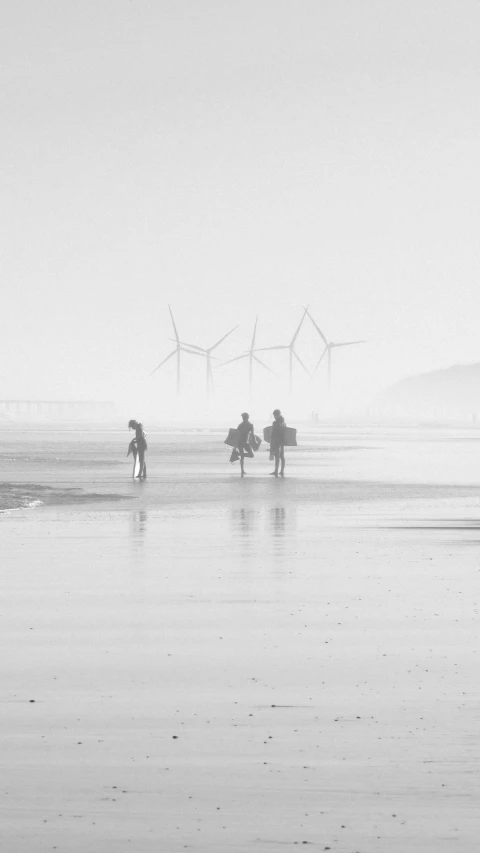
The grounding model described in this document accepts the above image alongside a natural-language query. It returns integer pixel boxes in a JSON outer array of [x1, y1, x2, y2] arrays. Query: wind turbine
[[307, 309, 365, 391], [149, 305, 185, 393], [173, 326, 238, 396], [218, 316, 274, 394], [255, 307, 309, 393]]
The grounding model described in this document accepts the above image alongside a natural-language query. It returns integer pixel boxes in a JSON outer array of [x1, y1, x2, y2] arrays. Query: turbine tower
[[255, 307, 309, 393], [149, 305, 185, 393], [218, 316, 274, 394], [174, 326, 238, 396], [307, 309, 365, 391]]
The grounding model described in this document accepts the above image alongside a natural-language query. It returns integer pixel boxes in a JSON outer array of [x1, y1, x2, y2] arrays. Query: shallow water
[[1, 423, 480, 514], [2, 423, 480, 852]]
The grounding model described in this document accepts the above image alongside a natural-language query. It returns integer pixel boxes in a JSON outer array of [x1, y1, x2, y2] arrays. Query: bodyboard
[[284, 427, 297, 446], [224, 428, 239, 448], [262, 425, 297, 446], [249, 433, 262, 451]]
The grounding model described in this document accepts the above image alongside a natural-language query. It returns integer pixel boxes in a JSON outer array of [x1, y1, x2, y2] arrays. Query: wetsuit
[[237, 420, 254, 458], [135, 425, 147, 477], [271, 417, 286, 475]]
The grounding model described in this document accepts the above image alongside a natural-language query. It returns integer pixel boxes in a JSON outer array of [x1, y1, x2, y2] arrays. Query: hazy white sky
[[1, 1, 480, 413]]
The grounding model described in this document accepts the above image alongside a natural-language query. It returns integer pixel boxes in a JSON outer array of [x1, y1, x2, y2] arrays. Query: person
[[270, 408, 286, 477], [128, 420, 148, 479], [236, 412, 255, 476]]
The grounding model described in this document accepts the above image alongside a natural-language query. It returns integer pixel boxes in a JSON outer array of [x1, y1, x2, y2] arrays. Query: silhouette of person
[[127, 437, 138, 477], [270, 409, 286, 477], [128, 420, 148, 479], [237, 412, 255, 476]]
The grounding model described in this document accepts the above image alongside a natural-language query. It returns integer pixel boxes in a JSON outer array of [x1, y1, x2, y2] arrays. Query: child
[[128, 420, 148, 479]]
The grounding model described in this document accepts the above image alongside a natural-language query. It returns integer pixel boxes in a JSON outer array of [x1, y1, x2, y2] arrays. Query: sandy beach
[[1, 425, 480, 851]]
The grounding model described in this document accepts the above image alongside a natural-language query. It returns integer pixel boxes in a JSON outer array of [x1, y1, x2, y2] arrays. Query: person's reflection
[[232, 507, 256, 540], [229, 507, 257, 573], [270, 506, 286, 537], [132, 510, 147, 540], [129, 510, 148, 587], [269, 506, 297, 567]]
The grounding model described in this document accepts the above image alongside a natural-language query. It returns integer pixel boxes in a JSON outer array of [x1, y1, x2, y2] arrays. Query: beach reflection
[[128, 510, 148, 587], [230, 504, 297, 556], [232, 507, 257, 540], [132, 510, 147, 540], [270, 506, 286, 537], [269, 506, 297, 574]]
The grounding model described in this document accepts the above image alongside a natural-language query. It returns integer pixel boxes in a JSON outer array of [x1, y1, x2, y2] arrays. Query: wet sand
[[2, 428, 480, 851]]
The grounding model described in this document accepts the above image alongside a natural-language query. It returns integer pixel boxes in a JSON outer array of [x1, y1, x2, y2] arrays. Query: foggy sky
[[1, 1, 480, 414]]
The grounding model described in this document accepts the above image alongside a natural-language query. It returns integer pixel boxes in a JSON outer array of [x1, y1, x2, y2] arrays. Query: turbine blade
[[306, 310, 329, 346], [252, 355, 275, 374], [208, 325, 239, 352], [254, 345, 288, 352], [251, 316, 258, 351], [292, 350, 309, 374], [291, 306, 309, 345], [179, 346, 208, 357], [312, 347, 328, 376], [168, 305, 179, 342], [172, 339, 206, 352], [149, 349, 176, 376], [217, 353, 249, 367]]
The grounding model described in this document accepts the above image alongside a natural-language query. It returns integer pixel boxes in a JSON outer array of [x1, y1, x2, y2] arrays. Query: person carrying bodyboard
[[224, 413, 261, 476]]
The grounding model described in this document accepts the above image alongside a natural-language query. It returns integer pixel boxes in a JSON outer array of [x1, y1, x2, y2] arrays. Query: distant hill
[[371, 363, 480, 419]]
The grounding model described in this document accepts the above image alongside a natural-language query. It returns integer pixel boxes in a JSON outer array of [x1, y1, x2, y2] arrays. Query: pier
[[0, 400, 115, 416]]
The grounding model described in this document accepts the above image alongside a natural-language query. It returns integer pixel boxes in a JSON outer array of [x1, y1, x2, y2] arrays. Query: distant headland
[[371, 363, 480, 419]]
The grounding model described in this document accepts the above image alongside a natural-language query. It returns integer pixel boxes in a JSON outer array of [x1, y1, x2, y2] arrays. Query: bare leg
[[280, 446, 285, 476], [240, 450, 245, 476], [270, 449, 279, 476], [136, 449, 144, 478]]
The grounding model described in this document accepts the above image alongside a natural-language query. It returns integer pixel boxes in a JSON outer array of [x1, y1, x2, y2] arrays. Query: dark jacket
[[135, 425, 148, 451], [271, 417, 286, 450], [237, 420, 254, 449]]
